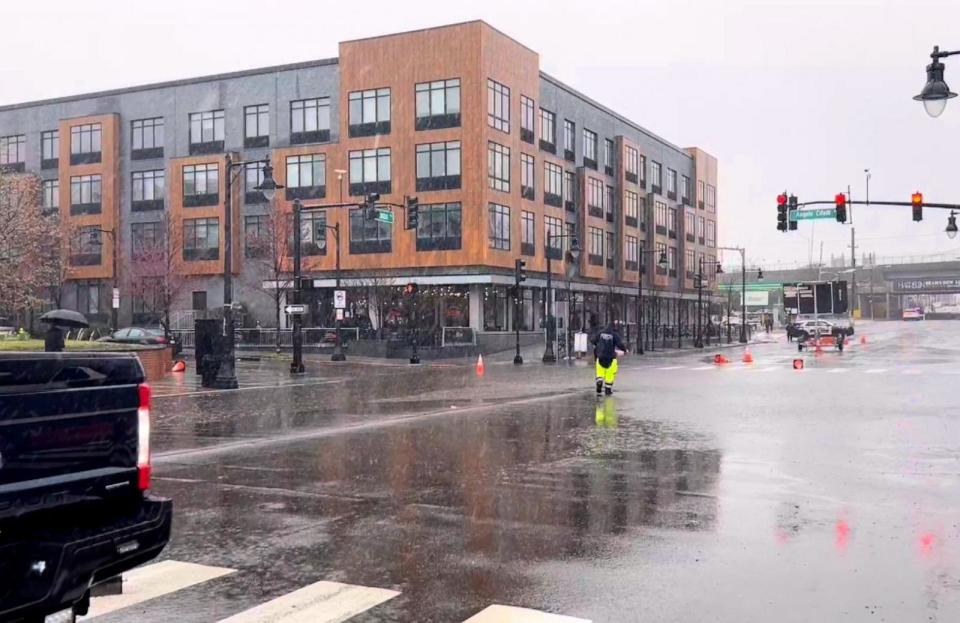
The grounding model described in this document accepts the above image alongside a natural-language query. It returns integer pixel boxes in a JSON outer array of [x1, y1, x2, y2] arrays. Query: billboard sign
[[891, 277, 960, 293]]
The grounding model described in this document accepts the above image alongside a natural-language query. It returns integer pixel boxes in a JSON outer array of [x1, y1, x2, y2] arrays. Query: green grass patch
[[0, 339, 155, 352]]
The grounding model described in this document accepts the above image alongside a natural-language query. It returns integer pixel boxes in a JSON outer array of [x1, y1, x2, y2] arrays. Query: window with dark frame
[[655, 242, 667, 275], [348, 88, 391, 137], [244, 215, 268, 258], [291, 97, 331, 144], [520, 95, 535, 143], [605, 185, 615, 222], [131, 221, 161, 259], [244, 104, 270, 148], [487, 142, 510, 193], [681, 174, 691, 205], [698, 215, 706, 245], [69, 124, 100, 165], [588, 227, 603, 266], [543, 161, 562, 207], [183, 217, 219, 261], [668, 246, 677, 277], [706, 219, 716, 247], [521, 210, 535, 256], [625, 235, 639, 271], [244, 162, 266, 203], [488, 203, 510, 250], [69, 174, 101, 215], [668, 207, 678, 238], [520, 153, 535, 201], [285, 154, 326, 200], [70, 226, 102, 266], [638, 196, 646, 230], [539, 108, 556, 153], [651, 161, 662, 193], [625, 146, 639, 184], [41, 130, 59, 169], [625, 190, 639, 227], [582, 128, 597, 169], [188, 110, 224, 154], [604, 138, 614, 176], [563, 170, 576, 212], [606, 231, 614, 269], [416, 141, 461, 192], [296, 210, 328, 256], [42, 179, 59, 213], [416, 202, 462, 251], [563, 119, 575, 161], [685, 211, 696, 243], [131, 117, 163, 159], [706, 184, 716, 211], [667, 168, 677, 200], [686, 248, 696, 279], [487, 79, 510, 133], [587, 178, 603, 218], [698, 179, 706, 209], [545, 215, 563, 260], [415, 78, 460, 130], [182, 163, 219, 207], [349, 207, 392, 254], [132, 169, 164, 211], [348, 148, 391, 195], [655, 200, 668, 235], [639, 154, 647, 188]]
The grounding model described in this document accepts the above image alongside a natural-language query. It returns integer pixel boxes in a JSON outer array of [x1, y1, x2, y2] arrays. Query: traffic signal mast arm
[[793, 199, 960, 210]]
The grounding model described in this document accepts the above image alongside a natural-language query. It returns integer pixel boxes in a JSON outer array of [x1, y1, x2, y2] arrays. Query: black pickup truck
[[0, 353, 172, 622]]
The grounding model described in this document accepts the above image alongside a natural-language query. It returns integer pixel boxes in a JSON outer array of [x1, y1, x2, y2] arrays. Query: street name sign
[[334, 290, 346, 309], [791, 208, 836, 220], [284, 304, 306, 315], [375, 210, 394, 224]]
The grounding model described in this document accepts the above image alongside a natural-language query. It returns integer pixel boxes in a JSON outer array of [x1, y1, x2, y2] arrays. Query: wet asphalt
[[102, 320, 960, 622]]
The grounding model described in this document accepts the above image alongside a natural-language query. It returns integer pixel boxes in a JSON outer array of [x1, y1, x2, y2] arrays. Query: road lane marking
[[690, 366, 714, 371], [657, 366, 683, 370], [827, 369, 850, 374], [82, 560, 235, 619], [865, 369, 887, 374], [758, 367, 780, 373], [902, 368, 922, 375], [464, 605, 591, 622], [216, 581, 398, 623]]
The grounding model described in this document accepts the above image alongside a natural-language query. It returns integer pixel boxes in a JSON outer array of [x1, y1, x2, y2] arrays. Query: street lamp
[[88, 227, 119, 331], [694, 255, 708, 348], [947, 210, 958, 239], [542, 231, 580, 364], [915, 46, 959, 117]]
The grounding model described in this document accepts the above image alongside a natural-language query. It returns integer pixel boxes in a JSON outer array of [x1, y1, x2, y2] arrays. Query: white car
[[902, 307, 924, 321]]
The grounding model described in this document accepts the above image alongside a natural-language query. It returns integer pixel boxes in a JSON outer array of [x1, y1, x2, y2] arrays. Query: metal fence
[[172, 327, 361, 350]]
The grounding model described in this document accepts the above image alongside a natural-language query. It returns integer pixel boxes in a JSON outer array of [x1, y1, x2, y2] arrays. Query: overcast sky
[[4, 0, 959, 269]]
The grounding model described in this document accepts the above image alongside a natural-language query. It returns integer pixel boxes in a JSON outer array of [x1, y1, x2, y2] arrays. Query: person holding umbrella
[[39, 309, 89, 352]]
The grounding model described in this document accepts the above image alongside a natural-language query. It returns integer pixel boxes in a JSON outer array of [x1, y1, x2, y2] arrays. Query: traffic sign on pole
[[375, 210, 394, 224], [334, 290, 346, 309], [791, 208, 837, 221], [284, 304, 306, 315]]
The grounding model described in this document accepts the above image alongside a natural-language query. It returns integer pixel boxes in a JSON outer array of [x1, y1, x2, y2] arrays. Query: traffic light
[[364, 192, 380, 220], [515, 258, 527, 285], [788, 194, 799, 230], [834, 193, 847, 223], [777, 192, 788, 231], [405, 195, 419, 230], [912, 191, 923, 222]]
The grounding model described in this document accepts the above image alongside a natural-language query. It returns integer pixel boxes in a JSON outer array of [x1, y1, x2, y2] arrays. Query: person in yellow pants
[[591, 323, 626, 395]]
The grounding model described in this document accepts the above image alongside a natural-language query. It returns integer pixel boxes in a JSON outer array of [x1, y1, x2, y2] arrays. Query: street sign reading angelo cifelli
[[375, 210, 394, 224], [790, 208, 837, 220]]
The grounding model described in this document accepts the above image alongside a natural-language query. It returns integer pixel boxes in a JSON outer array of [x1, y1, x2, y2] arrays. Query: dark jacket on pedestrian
[[591, 324, 625, 367]]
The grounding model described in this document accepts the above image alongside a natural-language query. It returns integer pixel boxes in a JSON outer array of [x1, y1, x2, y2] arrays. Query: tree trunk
[[275, 293, 281, 353]]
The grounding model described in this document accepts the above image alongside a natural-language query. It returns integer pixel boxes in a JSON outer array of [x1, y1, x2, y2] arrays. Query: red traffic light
[[912, 192, 923, 206], [777, 193, 788, 205], [834, 193, 847, 206]]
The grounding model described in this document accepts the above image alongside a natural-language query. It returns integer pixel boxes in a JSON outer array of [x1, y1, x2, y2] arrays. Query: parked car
[[99, 327, 181, 356], [902, 306, 925, 321]]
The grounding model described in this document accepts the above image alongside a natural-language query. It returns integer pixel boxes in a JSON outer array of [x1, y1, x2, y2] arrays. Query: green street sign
[[791, 208, 836, 221], [375, 210, 394, 224]]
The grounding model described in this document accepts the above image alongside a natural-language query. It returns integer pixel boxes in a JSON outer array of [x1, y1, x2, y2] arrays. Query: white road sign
[[334, 290, 347, 309], [284, 304, 306, 315]]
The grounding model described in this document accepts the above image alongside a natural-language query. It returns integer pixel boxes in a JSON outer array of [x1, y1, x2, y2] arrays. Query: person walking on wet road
[[592, 323, 626, 396]]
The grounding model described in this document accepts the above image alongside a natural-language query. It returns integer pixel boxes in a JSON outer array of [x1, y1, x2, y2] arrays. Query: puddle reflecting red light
[[919, 532, 935, 557], [835, 519, 850, 552]]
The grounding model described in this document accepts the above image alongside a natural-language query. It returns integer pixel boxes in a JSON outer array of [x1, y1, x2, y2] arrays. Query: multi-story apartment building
[[0, 21, 718, 344]]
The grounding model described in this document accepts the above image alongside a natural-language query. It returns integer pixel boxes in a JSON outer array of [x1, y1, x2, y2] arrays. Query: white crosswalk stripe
[[81, 560, 236, 619], [464, 605, 591, 622], [690, 365, 715, 371], [657, 366, 683, 370], [827, 369, 850, 374], [865, 369, 887, 374], [217, 581, 399, 622]]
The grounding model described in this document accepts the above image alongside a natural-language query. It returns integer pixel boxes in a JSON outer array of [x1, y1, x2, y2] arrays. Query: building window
[[42, 179, 59, 213], [510, 152, 531, 201], [183, 163, 219, 207], [685, 211, 696, 243], [416, 202, 462, 251], [606, 231, 615, 268], [41, 130, 59, 169], [349, 148, 391, 196], [415, 78, 460, 130], [655, 242, 668, 275], [349, 207, 392, 254], [244, 162, 266, 204], [69, 174, 101, 215], [625, 190, 639, 227], [71, 226, 102, 266], [563, 119, 575, 161], [76, 280, 103, 315], [521, 210, 535, 256], [587, 178, 603, 218], [131, 221, 161, 259], [487, 142, 510, 193], [706, 184, 716, 211], [639, 154, 647, 188], [188, 110, 224, 154], [681, 174, 691, 205], [416, 141, 461, 192], [539, 108, 556, 153], [542, 161, 563, 207], [625, 235, 639, 271], [545, 215, 563, 260], [605, 185, 615, 222], [582, 128, 597, 169], [667, 168, 677, 200], [698, 215, 706, 244], [244, 104, 269, 148], [685, 248, 696, 279], [625, 147, 639, 184], [285, 154, 327, 200], [131, 117, 163, 159], [668, 207, 678, 238], [668, 246, 677, 277], [707, 254, 716, 280], [183, 217, 219, 261], [348, 88, 391, 137], [69, 124, 101, 165], [488, 203, 510, 250], [604, 138, 615, 176], [651, 161, 662, 193], [520, 95, 535, 143], [706, 219, 716, 247], [132, 170, 165, 211], [297, 210, 328, 256], [655, 200, 668, 235], [487, 79, 510, 133], [291, 98, 331, 144], [588, 227, 603, 266], [243, 215, 268, 258], [563, 170, 576, 212]]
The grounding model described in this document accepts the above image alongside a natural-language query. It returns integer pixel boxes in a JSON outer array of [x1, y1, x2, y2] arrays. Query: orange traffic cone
[[742, 349, 754, 363], [476, 353, 485, 377], [860, 335, 867, 345], [171, 360, 186, 372]]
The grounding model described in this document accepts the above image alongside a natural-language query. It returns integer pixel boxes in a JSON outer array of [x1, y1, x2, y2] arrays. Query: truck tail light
[[137, 383, 152, 490]]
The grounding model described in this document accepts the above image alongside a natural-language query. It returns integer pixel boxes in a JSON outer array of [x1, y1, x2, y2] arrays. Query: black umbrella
[[40, 309, 90, 329]]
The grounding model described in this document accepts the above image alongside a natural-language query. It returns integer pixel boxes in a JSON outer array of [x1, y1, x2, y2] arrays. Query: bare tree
[[242, 198, 292, 351], [125, 214, 189, 339], [0, 172, 57, 321], [354, 271, 397, 339]]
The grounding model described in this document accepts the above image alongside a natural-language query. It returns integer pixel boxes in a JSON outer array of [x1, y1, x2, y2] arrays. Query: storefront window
[[483, 285, 510, 331]]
